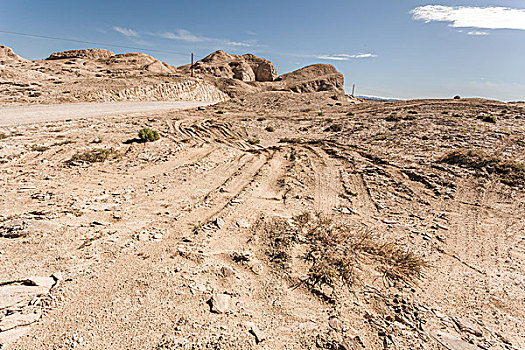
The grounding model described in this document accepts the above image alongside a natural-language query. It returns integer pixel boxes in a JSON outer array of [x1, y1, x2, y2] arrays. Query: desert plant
[[138, 127, 160, 142], [453, 95, 461, 99], [247, 138, 260, 145], [441, 148, 524, 185], [265, 126, 275, 132], [346, 112, 355, 116], [67, 148, 120, 165], [257, 213, 427, 299], [325, 124, 342, 132], [482, 115, 497, 123]]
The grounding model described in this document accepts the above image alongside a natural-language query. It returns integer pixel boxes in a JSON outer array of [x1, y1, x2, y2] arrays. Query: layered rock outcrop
[[46, 49, 115, 60]]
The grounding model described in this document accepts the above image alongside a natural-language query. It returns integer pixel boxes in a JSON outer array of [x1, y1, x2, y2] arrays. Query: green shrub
[[325, 124, 342, 132], [265, 126, 275, 132], [138, 127, 160, 142], [247, 138, 260, 145], [346, 112, 355, 116], [453, 95, 461, 100], [482, 115, 497, 123]]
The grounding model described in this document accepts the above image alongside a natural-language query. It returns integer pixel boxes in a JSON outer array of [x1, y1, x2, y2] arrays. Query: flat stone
[[0, 284, 51, 309], [209, 294, 231, 314], [0, 324, 32, 346], [0, 310, 41, 331], [453, 317, 483, 337], [431, 331, 478, 350], [328, 317, 343, 331]]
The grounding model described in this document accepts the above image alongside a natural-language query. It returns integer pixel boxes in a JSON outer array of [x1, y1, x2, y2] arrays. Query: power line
[[0, 29, 193, 57]]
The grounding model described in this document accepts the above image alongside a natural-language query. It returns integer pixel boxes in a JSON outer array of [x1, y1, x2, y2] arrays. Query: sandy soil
[[0, 92, 524, 349], [0, 101, 214, 126]]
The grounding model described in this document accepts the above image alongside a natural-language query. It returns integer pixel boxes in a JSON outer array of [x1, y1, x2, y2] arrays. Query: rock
[[0, 324, 32, 346], [220, 266, 235, 278], [328, 317, 343, 331], [232, 62, 256, 82], [0, 310, 41, 331], [47, 49, 115, 60], [250, 326, 266, 344], [209, 294, 231, 314], [236, 220, 250, 228], [214, 217, 225, 229], [431, 331, 479, 350], [453, 317, 483, 337]]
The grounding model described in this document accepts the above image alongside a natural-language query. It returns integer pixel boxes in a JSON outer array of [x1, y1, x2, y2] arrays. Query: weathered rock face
[[182, 51, 344, 96], [232, 61, 256, 82], [278, 64, 345, 94], [0, 45, 26, 61], [46, 49, 115, 60], [185, 50, 277, 82]]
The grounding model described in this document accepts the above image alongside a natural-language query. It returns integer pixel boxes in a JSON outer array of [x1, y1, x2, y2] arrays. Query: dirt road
[[0, 101, 214, 126]]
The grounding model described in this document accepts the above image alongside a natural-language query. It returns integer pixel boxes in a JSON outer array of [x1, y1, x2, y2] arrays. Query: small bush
[[265, 126, 275, 132], [67, 148, 120, 165], [441, 148, 524, 185], [138, 128, 160, 142], [318, 111, 324, 117], [442, 111, 449, 115], [453, 95, 461, 100], [257, 117, 266, 121], [247, 138, 260, 145], [482, 115, 497, 123], [385, 114, 401, 122], [325, 124, 342, 132], [346, 112, 355, 116], [30, 145, 49, 152]]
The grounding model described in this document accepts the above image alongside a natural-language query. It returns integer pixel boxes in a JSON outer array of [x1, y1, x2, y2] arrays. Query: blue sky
[[1, 0, 524, 100]]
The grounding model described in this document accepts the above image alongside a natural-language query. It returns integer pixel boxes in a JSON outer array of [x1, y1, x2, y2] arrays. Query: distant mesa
[[46, 48, 115, 60]]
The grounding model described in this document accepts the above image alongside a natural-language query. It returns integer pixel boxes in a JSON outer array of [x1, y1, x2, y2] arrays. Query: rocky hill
[[0, 45, 348, 105]]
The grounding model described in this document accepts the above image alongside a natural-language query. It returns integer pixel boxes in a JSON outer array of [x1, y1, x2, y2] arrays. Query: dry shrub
[[302, 214, 426, 289], [441, 148, 524, 185], [67, 148, 120, 165], [258, 213, 427, 297]]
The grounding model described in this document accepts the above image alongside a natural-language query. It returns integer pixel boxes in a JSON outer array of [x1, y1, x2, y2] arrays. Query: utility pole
[[351, 84, 355, 97], [191, 53, 194, 77]]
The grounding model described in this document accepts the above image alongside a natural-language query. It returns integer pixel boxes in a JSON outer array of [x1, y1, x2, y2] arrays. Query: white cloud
[[113, 26, 139, 37], [226, 41, 253, 47], [159, 29, 208, 42], [317, 53, 377, 61], [411, 5, 525, 31], [468, 31, 489, 36]]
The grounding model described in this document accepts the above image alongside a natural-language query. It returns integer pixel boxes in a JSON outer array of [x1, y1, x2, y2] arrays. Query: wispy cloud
[[468, 31, 489, 36], [159, 29, 256, 48], [316, 53, 377, 61], [113, 26, 139, 37], [411, 6, 525, 31], [159, 29, 208, 42]]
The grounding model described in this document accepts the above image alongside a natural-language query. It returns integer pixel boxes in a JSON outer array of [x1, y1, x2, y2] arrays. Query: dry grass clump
[[300, 214, 426, 289], [441, 148, 525, 185], [258, 213, 427, 297], [67, 148, 120, 165]]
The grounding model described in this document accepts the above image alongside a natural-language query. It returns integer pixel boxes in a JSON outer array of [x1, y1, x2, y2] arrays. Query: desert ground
[[1, 46, 524, 350]]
